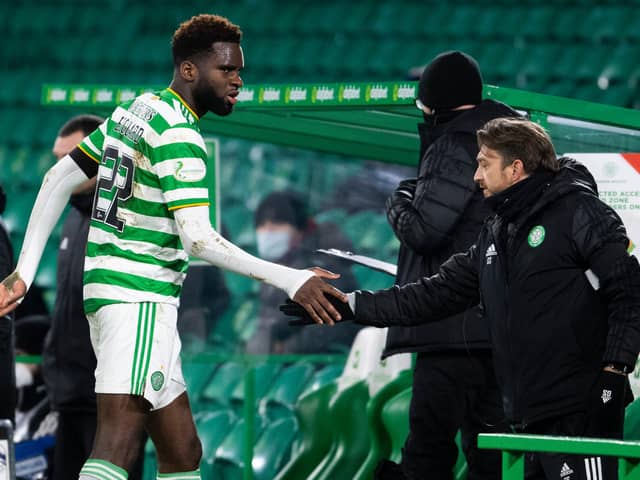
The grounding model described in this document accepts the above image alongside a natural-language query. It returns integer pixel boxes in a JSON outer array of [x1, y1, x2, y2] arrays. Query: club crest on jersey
[[528, 225, 546, 247], [174, 159, 206, 182], [485, 243, 497, 265], [151, 371, 165, 391]]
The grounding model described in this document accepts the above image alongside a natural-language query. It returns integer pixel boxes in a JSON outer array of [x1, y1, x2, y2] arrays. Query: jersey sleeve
[[69, 120, 108, 177], [152, 126, 211, 211]]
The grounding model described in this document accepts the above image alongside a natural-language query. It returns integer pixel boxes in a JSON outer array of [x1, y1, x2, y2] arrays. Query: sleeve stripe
[[77, 144, 100, 163], [69, 146, 100, 178], [163, 188, 209, 203], [168, 202, 210, 211]]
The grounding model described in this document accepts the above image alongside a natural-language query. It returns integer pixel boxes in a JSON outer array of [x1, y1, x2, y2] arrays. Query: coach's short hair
[[58, 114, 103, 137], [172, 14, 242, 66], [477, 117, 559, 173]]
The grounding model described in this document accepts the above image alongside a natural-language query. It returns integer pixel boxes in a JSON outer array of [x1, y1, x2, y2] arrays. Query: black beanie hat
[[254, 191, 308, 230], [418, 51, 483, 111]]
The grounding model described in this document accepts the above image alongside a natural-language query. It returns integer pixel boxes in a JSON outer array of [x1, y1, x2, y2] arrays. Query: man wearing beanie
[[378, 51, 520, 480]]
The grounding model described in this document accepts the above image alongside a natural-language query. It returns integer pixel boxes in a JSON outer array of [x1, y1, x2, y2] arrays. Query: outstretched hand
[[291, 267, 348, 326], [281, 291, 355, 326], [0, 272, 27, 317]]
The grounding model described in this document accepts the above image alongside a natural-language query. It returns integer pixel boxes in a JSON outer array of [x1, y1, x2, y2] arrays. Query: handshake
[[280, 293, 355, 326]]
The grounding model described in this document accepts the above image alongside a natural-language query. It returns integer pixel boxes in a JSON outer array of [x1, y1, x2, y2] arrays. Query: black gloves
[[279, 293, 355, 326], [589, 369, 633, 439], [386, 178, 417, 231]]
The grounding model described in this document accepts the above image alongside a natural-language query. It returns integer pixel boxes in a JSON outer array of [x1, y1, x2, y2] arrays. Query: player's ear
[[179, 60, 199, 82]]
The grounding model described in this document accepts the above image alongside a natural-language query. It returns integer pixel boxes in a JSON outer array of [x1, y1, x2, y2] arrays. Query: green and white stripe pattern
[[157, 470, 201, 479], [80, 459, 128, 479], [131, 303, 156, 395], [79, 88, 210, 314]]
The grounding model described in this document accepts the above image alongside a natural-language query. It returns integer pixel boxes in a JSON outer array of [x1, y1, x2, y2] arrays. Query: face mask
[[15, 363, 34, 388], [256, 230, 292, 261]]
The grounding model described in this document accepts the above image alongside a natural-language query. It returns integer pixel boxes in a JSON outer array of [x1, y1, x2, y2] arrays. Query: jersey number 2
[[92, 146, 135, 232]]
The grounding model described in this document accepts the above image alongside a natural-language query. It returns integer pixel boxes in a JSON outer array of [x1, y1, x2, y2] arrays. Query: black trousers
[[400, 351, 505, 480], [522, 412, 622, 480], [51, 411, 145, 480]]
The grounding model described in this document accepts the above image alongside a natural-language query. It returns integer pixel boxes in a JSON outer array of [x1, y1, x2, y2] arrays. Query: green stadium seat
[[230, 362, 283, 414], [306, 379, 371, 480], [182, 360, 217, 405], [518, 6, 555, 40], [353, 265, 394, 291], [3, 188, 38, 235], [211, 415, 265, 480], [196, 410, 236, 479], [260, 362, 316, 421], [353, 369, 413, 480], [208, 295, 259, 351], [200, 362, 244, 409], [252, 416, 298, 480], [624, 397, 640, 440], [301, 364, 344, 396], [35, 244, 58, 289], [381, 387, 411, 463], [273, 382, 338, 480]]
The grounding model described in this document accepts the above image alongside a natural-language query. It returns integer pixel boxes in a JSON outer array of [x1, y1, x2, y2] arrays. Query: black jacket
[[42, 194, 96, 413], [384, 99, 520, 357], [356, 159, 640, 425]]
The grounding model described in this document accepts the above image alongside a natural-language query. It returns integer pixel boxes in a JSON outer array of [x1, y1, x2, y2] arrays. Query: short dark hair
[[255, 191, 308, 230], [58, 114, 103, 137], [477, 118, 559, 173], [172, 14, 242, 66]]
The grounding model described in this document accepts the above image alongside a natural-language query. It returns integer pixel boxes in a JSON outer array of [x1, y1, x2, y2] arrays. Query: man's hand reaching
[[291, 267, 349, 325], [0, 272, 27, 317], [281, 291, 355, 326]]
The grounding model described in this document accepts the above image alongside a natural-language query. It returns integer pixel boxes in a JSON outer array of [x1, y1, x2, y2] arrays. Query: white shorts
[[87, 302, 186, 411]]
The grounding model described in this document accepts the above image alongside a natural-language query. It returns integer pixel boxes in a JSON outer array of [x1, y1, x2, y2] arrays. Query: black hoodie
[[384, 99, 520, 357], [357, 158, 640, 425]]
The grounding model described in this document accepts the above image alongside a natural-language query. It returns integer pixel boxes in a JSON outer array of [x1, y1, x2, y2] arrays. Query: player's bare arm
[[173, 205, 348, 325]]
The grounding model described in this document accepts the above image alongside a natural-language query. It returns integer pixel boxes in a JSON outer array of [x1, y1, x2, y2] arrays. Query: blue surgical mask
[[256, 230, 292, 261]]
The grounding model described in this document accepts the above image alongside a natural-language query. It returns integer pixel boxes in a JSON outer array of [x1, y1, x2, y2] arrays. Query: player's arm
[[0, 151, 96, 316], [173, 205, 347, 325]]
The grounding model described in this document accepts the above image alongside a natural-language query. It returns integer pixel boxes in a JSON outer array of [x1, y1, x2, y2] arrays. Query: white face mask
[[256, 230, 292, 261], [15, 363, 34, 388]]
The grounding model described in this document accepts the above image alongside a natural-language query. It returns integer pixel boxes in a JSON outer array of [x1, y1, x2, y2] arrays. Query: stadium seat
[[208, 295, 259, 350], [182, 360, 217, 406], [252, 416, 298, 480], [230, 362, 283, 414], [259, 362, 316, 421], [35, 244, 59, 289], [300, 363, 344, 396], [381, 387, 412, 463], [353, 369, 413, 480], [306, 379, 371, 480], [273, 382, 338, 480], [200, 362, 245, 409], [212, 415, 265, 480], [624, 397, 640, 440], [196, 410, 236, 479]]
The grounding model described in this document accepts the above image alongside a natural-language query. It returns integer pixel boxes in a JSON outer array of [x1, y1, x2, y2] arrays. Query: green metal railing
[[478, 433, 640, 480]]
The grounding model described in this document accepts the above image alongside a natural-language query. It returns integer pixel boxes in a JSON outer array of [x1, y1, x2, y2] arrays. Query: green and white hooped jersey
[[76, 88, 209, 314]]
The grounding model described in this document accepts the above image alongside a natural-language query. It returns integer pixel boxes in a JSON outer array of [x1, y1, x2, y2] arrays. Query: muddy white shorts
[[87, 302, 186, 411]]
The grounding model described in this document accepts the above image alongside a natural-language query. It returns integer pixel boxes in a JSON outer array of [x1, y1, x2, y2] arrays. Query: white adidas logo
[[485, 243, 497, 265], [560, 462, 574, 478]]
